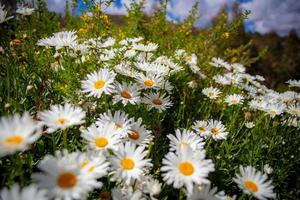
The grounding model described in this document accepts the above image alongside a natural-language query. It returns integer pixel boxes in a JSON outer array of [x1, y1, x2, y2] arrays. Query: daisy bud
[[26, 85, 33, 91]]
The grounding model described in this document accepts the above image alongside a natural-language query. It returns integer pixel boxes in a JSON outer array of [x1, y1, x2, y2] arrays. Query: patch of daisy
[[167, 129, 204, 152], [112, 82, 141, 106], [0, 112, 42, 157], [161, 147, 214, 194], [233, 165, 276, 200], [109, 142, 152, 185], [38, 103, 85, 133], [81, 123, 122, 152], [81, 67, 116, 98], [142, 92, 173, 113]]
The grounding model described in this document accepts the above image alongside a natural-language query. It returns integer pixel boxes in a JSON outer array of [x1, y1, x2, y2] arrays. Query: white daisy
[[233, 165, 276, 200], [0, 184, 48, 200], [77, 150, 109, 178], [0, 4, 13, 24], [264, 104, 285, 118], [113, 82, 141, 106], [0, 112, 41, 157], [161, 147, 214, 194], [224, 94, 244, 106], [213, 75, 231, 85], [167, 129, 204, 152], [286, 79, 300, 88], [188, 80, 198, 89], [125, 118, 153, 146], [37, 31, 77, 47], [81, 67, 116, 98], [185, 54, 197, 65], [192, 120, 210, 138], [245, 122, 255, 129], [207, 120, 228, 140], [111, 186, 144, 200], [135, 62, 170, 76], [132, 43, 158, 52], [109, 142, 152, 185], [142, 92, 173, 113], [202, 87, 221, 100], [187, 184, 225, 200], [144, 178, 162, 198], [32, 150, 101, 200], [135, 72, 164, 90], [81, 123, 122, 152], [16, 6, 34, 16], [287, 104, 300, 117], [38, 103, 85, 133], [96, 110, 133, 137]]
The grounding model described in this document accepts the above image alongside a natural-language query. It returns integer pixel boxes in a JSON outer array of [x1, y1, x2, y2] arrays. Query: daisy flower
[[77, 150, 109, 178], [0, 112, 41, 157], [81, 123, 122, 152], [81, 67, 116, 98], [37, 31, 77, 47], [161, 147, 214, 194], [144, 178, 162, 198], [32, 150, 102, 200], [109, 142, 152, 185], [264, 104, 285, 118], [38, 103, 85, 133], [16, 6, 34, 16], [207, 120, 228, 140], [96, 110, 133, 137], [132, 43, 158, 52], [213, 75, 231, 85], [167, 129, 204, 152], [233, 165, 276, 200], [135, 62, 170, 76], [202, 87, 221, 100], [224, 94, 244, 106], [192, 120, 210, 138], [113, 82, 141, 106], [188, 80, 198, 89], [287, 104, 300, 117], [125, 118, 153, 146], [245, 122, 255, 129], [286, 79, 300, 88], [111, 186, 144, 200], [142, 92, 173, 113], [185, 54, 197, 65], [135, 72, 164, 90], [1, 184, 48, 200], [187, 184, 225, 200], [0, 4, 13, 24]]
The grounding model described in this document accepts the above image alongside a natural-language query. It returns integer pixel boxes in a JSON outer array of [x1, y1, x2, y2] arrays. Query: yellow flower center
[[115, 123, 122, 129], [179, 141, 189, 148], [211, 128, 219, 135], [144, 79, 154, 87], [88, 166, 95, 172], [80, 161, 89, 168], [128, 130, 140, 140], [57, 117, 67, 125], [95, 137, 108, 148], [291, 109, 299, 115], [186, 56, 192, 62], [152, 98, 162, 105], [120, 158, 135, 170], [270, 110, 278, 115], [199, 126, 206, 133], [94, 80, 105, 89], [57, 172, 77, 189], [230, 99, 238, 104], [121, 90, 132, 99], [4, 135, 23, 146], [244, 180, 258, 192], [178, 162, 194, 176], [208, 92, 215, 97]]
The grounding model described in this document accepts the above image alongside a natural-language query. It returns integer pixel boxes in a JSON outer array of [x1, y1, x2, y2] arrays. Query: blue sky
[[47, 0, 300, 36]]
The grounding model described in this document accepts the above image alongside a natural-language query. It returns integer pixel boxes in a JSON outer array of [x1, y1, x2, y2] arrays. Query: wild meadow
[[0, 1, 300, 199]]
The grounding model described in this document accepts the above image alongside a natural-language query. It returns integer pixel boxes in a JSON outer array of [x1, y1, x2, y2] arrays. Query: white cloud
[[240, 0, 300, 36]]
